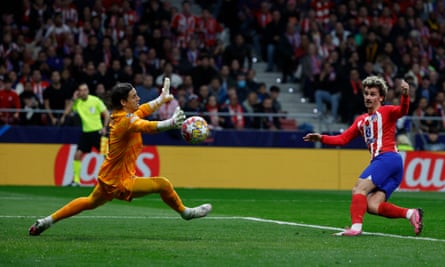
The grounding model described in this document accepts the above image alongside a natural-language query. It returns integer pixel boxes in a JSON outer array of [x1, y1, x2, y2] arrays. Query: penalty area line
[[3, 215, 443, 242]]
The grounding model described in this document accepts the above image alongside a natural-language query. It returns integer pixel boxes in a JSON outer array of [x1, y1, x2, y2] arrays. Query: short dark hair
[[111, 83, 133, 110], [270, 85, 280, 92]]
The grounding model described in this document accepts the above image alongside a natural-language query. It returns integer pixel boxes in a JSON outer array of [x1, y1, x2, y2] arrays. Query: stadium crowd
[[0, 0, 445, 135]]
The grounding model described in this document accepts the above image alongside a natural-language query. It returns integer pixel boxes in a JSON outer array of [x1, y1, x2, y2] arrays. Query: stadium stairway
[[251, 61, 347, 133]]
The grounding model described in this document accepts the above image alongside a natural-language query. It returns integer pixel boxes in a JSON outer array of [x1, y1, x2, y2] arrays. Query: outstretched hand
[[400, 79, 409, 96], [303, 133, 322, 142], [171, 106, 186, 129], [160, 77, 173, 104]]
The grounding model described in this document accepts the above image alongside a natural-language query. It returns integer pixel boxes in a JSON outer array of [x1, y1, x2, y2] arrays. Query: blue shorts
[[359, 152, 403, 200]]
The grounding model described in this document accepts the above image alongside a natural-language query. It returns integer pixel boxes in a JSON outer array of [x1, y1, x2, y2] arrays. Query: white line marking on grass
[[3, 215, 444, 242], [240, 217, 445, 242]]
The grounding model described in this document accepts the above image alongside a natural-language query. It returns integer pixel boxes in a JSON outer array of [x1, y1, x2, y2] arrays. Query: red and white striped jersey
[[321, 95, 410, 160]]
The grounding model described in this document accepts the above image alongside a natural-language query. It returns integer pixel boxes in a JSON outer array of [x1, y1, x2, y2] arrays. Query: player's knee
[[367, 202, 379, 214], [156, 177, 174, 192]]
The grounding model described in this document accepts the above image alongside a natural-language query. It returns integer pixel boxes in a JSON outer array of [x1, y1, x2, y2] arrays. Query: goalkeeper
[[29, 78, 212, 236]]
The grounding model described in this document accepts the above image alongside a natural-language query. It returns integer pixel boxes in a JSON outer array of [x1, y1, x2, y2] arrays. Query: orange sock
[[377, 202, 408, 218], [161, 189, 186, 213], [350, 194, 367, 224]]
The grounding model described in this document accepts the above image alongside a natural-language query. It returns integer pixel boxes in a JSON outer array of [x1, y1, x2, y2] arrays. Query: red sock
[[350, 194, 367, 224], [377, 202, 408, 218]]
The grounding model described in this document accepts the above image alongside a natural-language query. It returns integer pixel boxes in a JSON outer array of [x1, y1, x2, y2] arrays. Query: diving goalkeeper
[[29, 78, 212, 236]]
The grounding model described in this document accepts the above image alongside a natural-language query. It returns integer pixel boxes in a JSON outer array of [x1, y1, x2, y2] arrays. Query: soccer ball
[[181, 116, 209, 144]]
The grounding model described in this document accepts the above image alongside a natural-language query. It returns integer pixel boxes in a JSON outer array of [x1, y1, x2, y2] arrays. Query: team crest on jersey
[[369, 113, 378, 122]]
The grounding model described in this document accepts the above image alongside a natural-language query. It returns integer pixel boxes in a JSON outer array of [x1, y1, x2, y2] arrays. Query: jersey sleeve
[[389, 94, 410, 120], [321, 118, 361, 146], [127, 113, 159, 133], [134, 103, 155, 118], [95, 97, 107, 112]]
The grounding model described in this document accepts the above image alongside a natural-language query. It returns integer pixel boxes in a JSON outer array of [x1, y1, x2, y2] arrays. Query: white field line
[[2, 215, 444, 243]]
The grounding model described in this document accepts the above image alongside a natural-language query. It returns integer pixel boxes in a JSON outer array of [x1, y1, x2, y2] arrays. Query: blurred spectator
[[276, 21, 301, 84], [94, 83, 108, 103], [330, 21, 350, 48], [60, 67, 77, 96], [208, 76, 227, 105], [223, 33, 253, 71], [219, 65, 236, 97], [94, 62, 112, 91], [205, 95, 223, 130], [432, 91, 445, 131], [358, 31, 381, 64], [197, 84, 211, 107], [219, 88, 245, 129], [235, 72, 251, 104], [135, 74, 159, 104], [228, 58, 244, 81], [146, 48, 162, 77], [44, 12, 71, 49], [140, 0, 171, 30], [419, 105, 441, 133], [269, 85, 283, 114], [106, 59, 126, 87], [253, 96, 281, 130], [120, 47, 135, 68], [191, 54, 219, 91], [263, 9, 285, 72], [171, 46, 192, 75], [83, 34, 102, 66], [242, 91, 260, 128], [196, 7, 224, 49], [43, 70, 71, 126], [396, 134, 415, 151], [211, 38, 225, 69], [246, 68, 260, 93], [181, 74, 195, 97], [30, 69, 50, 105], [0, 77, 21, 125], [250, 1, 272, 61], [256, 82, 269, 103], [300, 43, 322, 101], [183, 94, 203, 114], [0, 32, 21, 68], [314, 61, 340, 122], [340, 68, 364, 124], [46, 45, 63, 71], [416, 76, 436, 103], [171, 0, 199, 48], [243, 91, 259, 114], [155, 61, 183, 90], [423, 128, 445, 151], [19, 80, 43, 126]]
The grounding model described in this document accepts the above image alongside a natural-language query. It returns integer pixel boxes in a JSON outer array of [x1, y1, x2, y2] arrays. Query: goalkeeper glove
[[148, 77, 174, 110], [157, 107, 185, 131]]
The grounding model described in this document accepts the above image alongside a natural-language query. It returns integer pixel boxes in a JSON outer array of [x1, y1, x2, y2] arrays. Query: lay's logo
[[54, 144, 160, 186]]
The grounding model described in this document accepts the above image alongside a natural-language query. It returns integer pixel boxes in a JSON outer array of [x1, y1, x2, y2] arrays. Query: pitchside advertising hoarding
[[0, 144, 443, 191], [399, 151, 445, 191]]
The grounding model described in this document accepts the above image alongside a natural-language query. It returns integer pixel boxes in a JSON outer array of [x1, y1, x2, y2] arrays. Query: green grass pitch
[[1, 186, 444, 267]]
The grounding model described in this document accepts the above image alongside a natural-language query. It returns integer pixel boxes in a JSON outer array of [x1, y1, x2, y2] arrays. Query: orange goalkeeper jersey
[[97, 103, 159, 186]]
